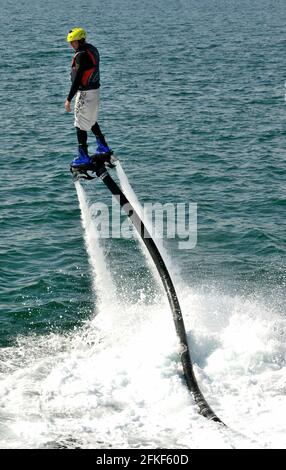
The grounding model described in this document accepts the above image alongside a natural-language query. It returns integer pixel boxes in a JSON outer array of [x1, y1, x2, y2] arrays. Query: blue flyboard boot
[[92, 138, 115, 169], [95, 138, 112, 156], [71, 146, 91, 168]]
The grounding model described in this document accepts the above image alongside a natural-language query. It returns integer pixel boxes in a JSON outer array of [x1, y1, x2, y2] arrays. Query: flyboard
[[70, 150, 224, 424]]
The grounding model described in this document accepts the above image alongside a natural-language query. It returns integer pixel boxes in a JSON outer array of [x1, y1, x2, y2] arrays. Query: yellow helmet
[[67, 28, 86, 43]]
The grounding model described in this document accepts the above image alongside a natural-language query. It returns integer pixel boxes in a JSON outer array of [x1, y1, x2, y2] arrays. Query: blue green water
[[1, 0, 284, 345], [0, 0, 286, 448]]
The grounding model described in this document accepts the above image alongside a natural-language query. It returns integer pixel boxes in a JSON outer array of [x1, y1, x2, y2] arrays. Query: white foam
[[1, 284, 285, 448]]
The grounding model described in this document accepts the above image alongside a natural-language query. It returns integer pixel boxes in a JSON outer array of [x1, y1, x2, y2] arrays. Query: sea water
[[0, 0, 285, 448]]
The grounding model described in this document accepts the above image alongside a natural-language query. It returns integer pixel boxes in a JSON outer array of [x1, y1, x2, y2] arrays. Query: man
[[65, 27, 111, 167]]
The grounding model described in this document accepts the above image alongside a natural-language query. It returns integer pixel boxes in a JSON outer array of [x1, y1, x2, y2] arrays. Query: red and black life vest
[[71, 43, 100, 90]]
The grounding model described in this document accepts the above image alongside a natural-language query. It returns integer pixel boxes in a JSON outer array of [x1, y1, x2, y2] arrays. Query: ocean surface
[[0, 0, 285, 449]]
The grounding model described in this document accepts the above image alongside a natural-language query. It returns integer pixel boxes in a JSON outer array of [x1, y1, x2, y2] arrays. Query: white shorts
[[74, 89, 100, 131]]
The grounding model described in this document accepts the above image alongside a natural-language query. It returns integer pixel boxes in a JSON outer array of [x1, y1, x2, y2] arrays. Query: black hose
[[98, 170, 224, 424]]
